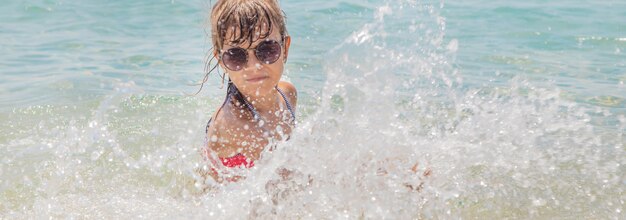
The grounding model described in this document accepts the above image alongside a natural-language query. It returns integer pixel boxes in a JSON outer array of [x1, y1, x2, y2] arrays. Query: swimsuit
[[206, 85, 295, 168]]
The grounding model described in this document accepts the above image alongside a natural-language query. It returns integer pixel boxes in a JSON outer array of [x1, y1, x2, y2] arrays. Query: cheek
[[269, 64, 284, 79], [227, 73, 245, 87]]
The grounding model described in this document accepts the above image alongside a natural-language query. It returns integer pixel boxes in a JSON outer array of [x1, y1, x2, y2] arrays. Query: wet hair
[[200, 0, 288, 119], [211, 0, 287, 52]]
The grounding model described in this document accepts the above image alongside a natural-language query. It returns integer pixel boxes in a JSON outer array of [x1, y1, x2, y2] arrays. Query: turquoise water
[[1, 0, 625, 218]]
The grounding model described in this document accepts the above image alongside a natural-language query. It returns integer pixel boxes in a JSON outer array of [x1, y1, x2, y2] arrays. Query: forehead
[[222, 24, 281, 49]]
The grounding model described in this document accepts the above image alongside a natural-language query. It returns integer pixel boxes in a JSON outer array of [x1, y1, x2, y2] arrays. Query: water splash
[[243, 0, 625, 218], [1, 0, 625, 219]]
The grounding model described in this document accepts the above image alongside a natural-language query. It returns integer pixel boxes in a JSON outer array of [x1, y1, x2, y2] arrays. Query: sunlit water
[[1, 0, 625, 219]]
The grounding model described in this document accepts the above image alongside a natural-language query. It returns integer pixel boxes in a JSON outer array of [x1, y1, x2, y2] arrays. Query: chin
[[258, 83, 277, 95], [240, 83, 275, 97]]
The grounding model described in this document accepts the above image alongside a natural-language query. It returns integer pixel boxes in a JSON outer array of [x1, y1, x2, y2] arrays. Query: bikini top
[[206, 86, 296, 168]]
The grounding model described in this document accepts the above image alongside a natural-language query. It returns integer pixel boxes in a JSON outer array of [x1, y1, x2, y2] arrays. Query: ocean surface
[[1, 0, 624, 218]]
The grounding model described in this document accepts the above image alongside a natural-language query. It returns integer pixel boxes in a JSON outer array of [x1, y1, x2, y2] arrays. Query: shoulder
[[206, 100, 228, 135], [206, 105, 237, 154], [206, 111, 225, 146], [277, 81, 297, 107], [278, 81, 297, 95]]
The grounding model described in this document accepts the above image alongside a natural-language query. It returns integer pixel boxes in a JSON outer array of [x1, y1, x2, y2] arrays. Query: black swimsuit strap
[[276, 87, 296, 123], [205, 118, 212, 134]]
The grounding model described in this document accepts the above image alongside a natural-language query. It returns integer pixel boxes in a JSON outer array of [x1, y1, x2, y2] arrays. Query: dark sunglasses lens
[[256, 41, 281, 64], [222, 48, 247, 71]]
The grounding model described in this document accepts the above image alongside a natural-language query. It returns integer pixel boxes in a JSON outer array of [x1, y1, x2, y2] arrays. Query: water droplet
[[90, 151, 101, 161], [447, 39, 458, 53], [532, 198, 546, 206]]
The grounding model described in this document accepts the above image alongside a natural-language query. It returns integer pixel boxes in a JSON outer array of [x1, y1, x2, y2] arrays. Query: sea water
[[1, 0, 624, 218]]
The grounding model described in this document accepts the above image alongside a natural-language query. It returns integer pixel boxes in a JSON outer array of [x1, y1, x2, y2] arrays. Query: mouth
[[246, 76, 269, 83]]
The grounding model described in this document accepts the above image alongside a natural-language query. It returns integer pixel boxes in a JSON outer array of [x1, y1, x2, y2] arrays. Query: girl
[[202, 0, 297, 183]]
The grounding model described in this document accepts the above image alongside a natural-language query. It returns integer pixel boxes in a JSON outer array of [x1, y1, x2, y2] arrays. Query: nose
[[243, 50, 262, 70]]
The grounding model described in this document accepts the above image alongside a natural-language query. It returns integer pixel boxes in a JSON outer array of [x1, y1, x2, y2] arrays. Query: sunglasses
[[219, 39, 283, 71]]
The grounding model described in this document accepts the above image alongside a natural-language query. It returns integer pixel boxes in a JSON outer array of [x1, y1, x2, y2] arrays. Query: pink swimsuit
[[220, 153, 255, 168]]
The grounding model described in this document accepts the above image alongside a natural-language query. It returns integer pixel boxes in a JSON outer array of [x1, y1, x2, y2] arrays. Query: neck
[[238, 87, 280, 116]]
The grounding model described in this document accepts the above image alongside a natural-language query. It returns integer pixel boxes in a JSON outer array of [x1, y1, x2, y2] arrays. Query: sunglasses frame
[[219, 38, 284, 71]]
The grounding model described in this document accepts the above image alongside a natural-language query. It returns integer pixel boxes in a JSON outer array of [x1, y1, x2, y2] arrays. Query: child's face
[[219, 27, 290, 99]]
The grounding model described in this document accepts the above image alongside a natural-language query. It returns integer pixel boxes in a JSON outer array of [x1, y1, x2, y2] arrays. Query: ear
[[283, 35, 291, 63]]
